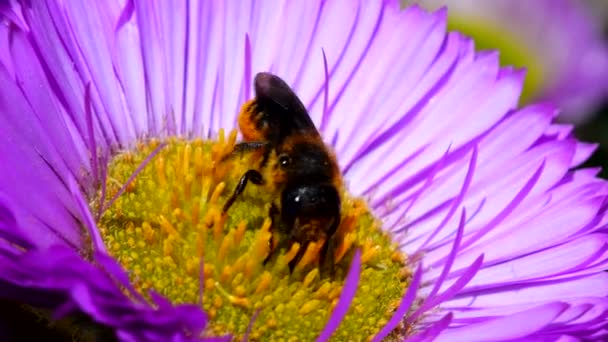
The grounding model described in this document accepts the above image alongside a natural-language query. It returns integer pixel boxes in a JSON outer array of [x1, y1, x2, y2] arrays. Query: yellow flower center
[[92, 130, 411, 340]]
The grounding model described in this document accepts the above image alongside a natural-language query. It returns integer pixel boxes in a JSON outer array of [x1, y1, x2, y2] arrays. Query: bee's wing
[[254, 72, 321, 143]]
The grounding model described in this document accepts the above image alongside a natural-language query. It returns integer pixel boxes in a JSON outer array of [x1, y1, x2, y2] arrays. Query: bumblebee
[[223, 72, 342, 272]]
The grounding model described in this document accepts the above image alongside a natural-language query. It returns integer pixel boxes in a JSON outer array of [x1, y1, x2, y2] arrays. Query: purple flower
[[0, 0, 607, 341], [413, 0, 608, 123]]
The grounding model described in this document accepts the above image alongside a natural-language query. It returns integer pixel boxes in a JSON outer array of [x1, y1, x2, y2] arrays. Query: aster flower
[[411, 0, 608, 123], [0, 0, 607, 341]]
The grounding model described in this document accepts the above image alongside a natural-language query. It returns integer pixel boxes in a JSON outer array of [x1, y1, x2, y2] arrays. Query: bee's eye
[[278, 154, 291, 167]]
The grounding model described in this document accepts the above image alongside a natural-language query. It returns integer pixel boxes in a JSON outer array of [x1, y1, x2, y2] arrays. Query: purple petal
[[372, 265, 423, 342], [316, 249, 361, 342], [407, 312, 453, 342], [435, 302, 569, 342]]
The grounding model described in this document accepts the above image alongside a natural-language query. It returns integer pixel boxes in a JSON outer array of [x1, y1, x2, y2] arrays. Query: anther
[[215, 281, 250, 308], [299, 299, 321, 315], [210, 182, 225, 204], [280, 243, 301, 268], [158, 215, 180, 238], [294, 242, 321, 272], [255, 271, 273, 294], [183, 144, 191, 179]]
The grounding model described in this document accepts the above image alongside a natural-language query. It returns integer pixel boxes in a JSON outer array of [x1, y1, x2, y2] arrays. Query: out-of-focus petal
[[413, 0, 608, 123]]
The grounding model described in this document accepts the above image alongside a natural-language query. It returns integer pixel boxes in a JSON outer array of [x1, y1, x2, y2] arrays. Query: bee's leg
[[222, 169, 264, 213], [233, 141, 268, 154], [221, 141, 269, 162], [319, 237, 337, 276], [263, 203, 281, 265], [259, 145, 273, 168], [321, 216, 340, 275]]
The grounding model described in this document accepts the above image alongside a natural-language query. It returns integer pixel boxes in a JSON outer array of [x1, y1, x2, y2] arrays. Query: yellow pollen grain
[[215, 281, 250, 308], [125, 178, 137, 193], [294, 242, 321, 272], [231, 273, 244, 289], [183, 144, 191, 178], [244, 258, 257, 279], [266, 318, 277, 329], [204, 264, 214, 278], [201, 209, 222, 242], [210, 182, 225, 204], [191, 202, 200, 226], [194, 146, 204, 174], [208, 308, 217, 320], [299, 299, 321, 315], [185, 257, 199, 276], [335, 232, 355, 263], [172, 208, 185, 221], [213, 296, 223, 308], [329, 286, 343, 301], [234, 220, 247, 245], [280, 243, 301, 268], [253, 218, 272, 259], [142, 222, 154, 242], [218, 230, 234, 261], [234, 285, 246, 297], [303, 269, 319, 288], [227, 129, 237, 151], [399, 268, 412, 281], [158, 215, 180, 238], [201, 177, 212, 204], [232, 256, 246, 275], [211, 129, 226, 162], [220, 265, 233, 284], [362, 244, 380, 264], [214, 212, 227, 242], [196, 224, 207, 257], [184, 173, 193, 200], [313, 282, 331, 300], [174, 144, 184, 174], [392, 250, 406, 264], [255, 271, 272, 294]]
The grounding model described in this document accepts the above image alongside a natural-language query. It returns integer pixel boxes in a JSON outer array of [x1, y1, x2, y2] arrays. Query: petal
[[435, 302, 569, 342]]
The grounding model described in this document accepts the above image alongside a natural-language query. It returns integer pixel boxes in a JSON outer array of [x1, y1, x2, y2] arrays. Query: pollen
[[94, 131, 411, 340]]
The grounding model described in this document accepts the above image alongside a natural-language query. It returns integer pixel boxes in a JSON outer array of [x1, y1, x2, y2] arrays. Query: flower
[[0, 0, 607, 341], [411, 0, 608, 123]]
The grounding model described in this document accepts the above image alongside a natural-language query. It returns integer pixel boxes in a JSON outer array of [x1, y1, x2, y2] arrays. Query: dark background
[[576, 18, 608, 178]]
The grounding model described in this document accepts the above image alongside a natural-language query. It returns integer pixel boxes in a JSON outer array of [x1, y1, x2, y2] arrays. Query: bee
[[222, 72, 342, 272]]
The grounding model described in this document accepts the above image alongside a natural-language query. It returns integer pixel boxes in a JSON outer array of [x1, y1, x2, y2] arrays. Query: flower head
[[0, 0, 607, 341], [413, 0, 608, 123]]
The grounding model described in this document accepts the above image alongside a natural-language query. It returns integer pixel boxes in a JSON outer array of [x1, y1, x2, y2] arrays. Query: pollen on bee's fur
[[93, 130, 411, 340]]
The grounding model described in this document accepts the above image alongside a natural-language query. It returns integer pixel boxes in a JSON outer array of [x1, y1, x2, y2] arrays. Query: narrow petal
[[435, 302, 569, 342]]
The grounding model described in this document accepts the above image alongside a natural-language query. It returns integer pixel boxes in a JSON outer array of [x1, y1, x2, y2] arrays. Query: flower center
[[93, 130, 411, 340]]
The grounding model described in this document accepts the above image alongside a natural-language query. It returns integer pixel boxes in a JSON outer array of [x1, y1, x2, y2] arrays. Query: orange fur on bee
[[261, 152, 287, 193], [280, 134, 343, 189], [238, 99, 267, 142]]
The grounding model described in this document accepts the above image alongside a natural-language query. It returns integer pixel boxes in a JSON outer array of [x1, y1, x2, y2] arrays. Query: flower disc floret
[[95, 130, 411, 340]]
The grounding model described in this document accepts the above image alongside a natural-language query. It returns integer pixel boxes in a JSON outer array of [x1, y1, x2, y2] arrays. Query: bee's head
[[281, 183, 341, 239]]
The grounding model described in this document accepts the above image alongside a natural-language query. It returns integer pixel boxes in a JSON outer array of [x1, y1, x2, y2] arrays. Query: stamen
[[294, 241, 321, 272]]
